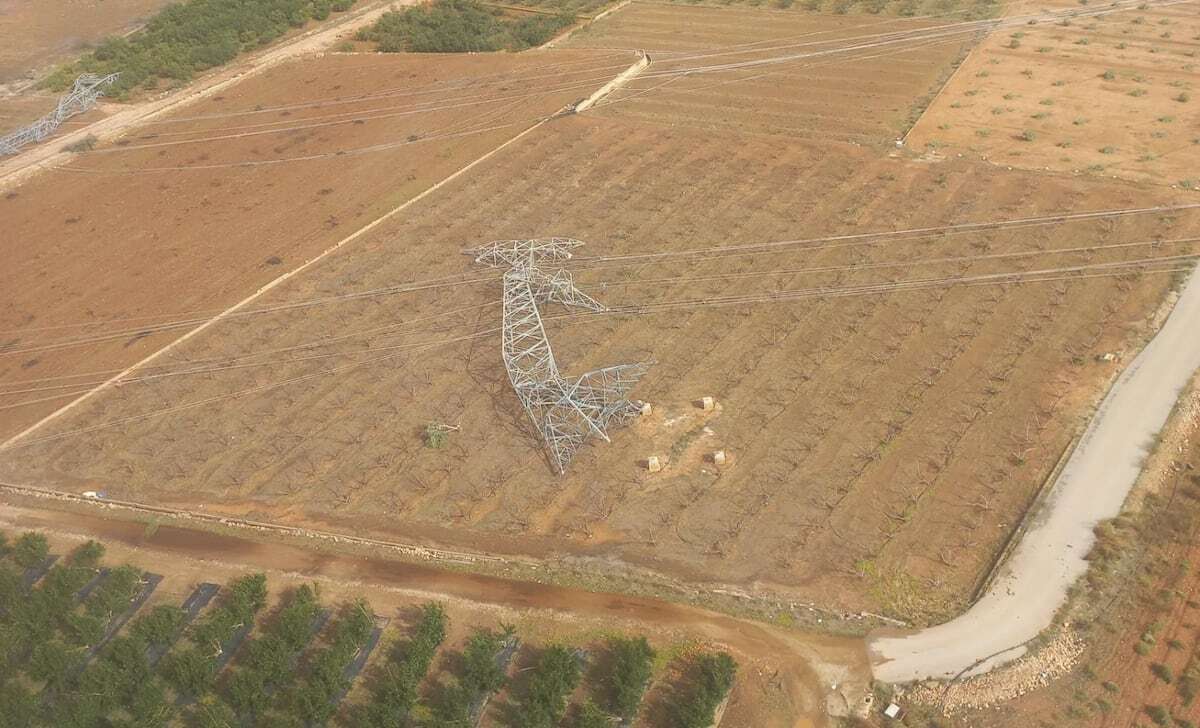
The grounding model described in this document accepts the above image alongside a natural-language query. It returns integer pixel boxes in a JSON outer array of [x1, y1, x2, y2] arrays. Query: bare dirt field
[[0, 0, 172, 85], [3, 2, 1198, 630], [0, 48, 629, 441], [907, 0, 1200, 187], [0, 502, 867, 726]]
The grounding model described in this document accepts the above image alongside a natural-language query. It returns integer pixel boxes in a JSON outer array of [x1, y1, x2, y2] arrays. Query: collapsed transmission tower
[[468, 238, 649, 474], [0, 73, 119, 155]]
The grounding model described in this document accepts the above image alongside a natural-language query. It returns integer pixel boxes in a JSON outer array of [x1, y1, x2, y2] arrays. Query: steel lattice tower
[[0, 73, 119, 155], [468, 238, 649, 474]]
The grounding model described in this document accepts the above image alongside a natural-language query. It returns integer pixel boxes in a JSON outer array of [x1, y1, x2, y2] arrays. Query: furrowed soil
[[0, 48, 630, 441], [0, 502, 866, 726], [2, 5, 1198, 628], [906, 0, 1200, 187], [567, 3, 975, 143]]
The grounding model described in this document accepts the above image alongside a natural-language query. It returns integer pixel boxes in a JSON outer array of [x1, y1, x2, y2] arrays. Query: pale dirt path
[[869, 267, 1200, 682], [0, 0, 400, 191]]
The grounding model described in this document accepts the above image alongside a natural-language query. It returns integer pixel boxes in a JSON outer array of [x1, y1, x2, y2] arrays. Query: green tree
[[673, 652, 737, 728], [28, 640, 80, 688], [131, 604, 186, 646], [72, 540, 105, 569], [461, 625, 512, 696], [521, 645, 582, 728], [608, 636, 654, 718], [359, 602, 447, 726], [11, 532, 48, 569]]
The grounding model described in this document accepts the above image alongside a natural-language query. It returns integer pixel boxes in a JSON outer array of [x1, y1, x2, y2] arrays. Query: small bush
[[1151, 663, 1175, 683], [1176, 92, 1192, 103], [1146, 704, 1169, 726], [1018, 129, 1037, 142], [424, 424, 449, 449]]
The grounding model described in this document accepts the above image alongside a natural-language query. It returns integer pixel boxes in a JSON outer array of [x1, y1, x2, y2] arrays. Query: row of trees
[[359, 602, 447, 725], [281, 599, 375, 724], [426, 625, 517, 726], [356, 0, 573, 53], [0, 539, 106, 676], [43, 0, 358, 97], [0, 533, 179, 728], [225, 583, 323, 718], [162, 572, 269, 698], [674, 652, 738, 728], [38, 604, 185, 727]]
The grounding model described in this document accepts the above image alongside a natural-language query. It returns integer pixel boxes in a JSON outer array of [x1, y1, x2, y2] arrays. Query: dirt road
[[0, 499, 869, 727], [0, 0, 399, 190], [869, 268, 1200, 682]]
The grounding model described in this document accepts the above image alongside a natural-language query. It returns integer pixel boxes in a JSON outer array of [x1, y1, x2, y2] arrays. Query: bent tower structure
[[468, 238, 648, 473]]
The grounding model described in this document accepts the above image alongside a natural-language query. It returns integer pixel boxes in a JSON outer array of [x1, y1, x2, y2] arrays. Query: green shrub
[[357, 0, 572, 53], [1146, 704, 1169, 726], [44, 0, 358, 97], [1151, 662, 1175, 683]]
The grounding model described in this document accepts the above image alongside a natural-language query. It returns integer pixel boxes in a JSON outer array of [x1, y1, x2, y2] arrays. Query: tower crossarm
[[474, 238, 649, 473]]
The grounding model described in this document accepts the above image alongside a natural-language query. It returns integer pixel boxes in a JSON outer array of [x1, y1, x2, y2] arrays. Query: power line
[[2, 257, 1191, 451], [5, 204, 1197, 355]]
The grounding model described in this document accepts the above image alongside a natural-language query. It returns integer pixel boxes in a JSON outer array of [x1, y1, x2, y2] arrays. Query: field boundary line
[[898, 27, 984, 146], [1, 54, 651, 451], [0, 480, 506, 565], [540, 0, 634, 49], [967, 431, 1080, 603], [2, 114, 557, 450]]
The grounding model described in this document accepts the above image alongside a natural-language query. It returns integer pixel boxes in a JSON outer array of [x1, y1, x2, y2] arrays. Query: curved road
[[870, 267, 1200, 682]]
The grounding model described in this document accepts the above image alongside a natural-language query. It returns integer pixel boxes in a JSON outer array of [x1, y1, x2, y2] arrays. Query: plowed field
[[2, 5, 1198, 626], [0, 48, 629, 440]]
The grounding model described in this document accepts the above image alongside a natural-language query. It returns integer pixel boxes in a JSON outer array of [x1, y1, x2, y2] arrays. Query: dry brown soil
[[2, 5, 1197, 629], [907, 0, 1200, 187], [0, 501, 868, 726], [0, 48, 628, 439], [0, 0, 172, 84]]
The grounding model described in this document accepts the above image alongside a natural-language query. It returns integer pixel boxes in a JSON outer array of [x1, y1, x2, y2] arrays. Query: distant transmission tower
[[0, 73, 119, 155], [468, 238, 649, 474]]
